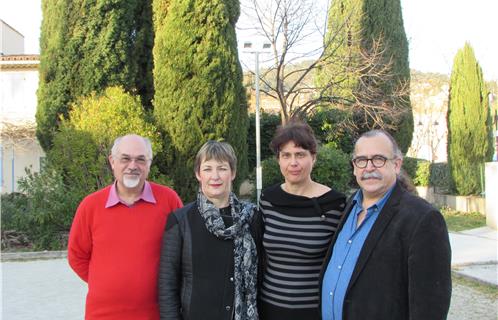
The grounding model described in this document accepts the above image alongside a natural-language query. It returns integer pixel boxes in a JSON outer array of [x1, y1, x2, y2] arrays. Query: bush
[[247, 112, 281, 170], [8, 87, 170, 250], [403, 157, 430, 186], [308, 108, 355, 154], [430, 162, 452, 194], [252, 144, 351, 197], [260, 157, 283, 190], [311, 144, 351, 193], [6, 168, 83, 250], [1, 193, 29, 232], [413, 161, 431, 186]]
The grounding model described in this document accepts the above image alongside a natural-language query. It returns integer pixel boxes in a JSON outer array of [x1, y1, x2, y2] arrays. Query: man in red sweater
[[68, 134, 182, 320]]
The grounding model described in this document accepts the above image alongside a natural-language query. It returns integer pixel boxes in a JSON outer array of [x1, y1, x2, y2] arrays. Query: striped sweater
[[259, 184, 346, 314]]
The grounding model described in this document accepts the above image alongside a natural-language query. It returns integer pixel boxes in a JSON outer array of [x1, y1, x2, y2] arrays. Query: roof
[[0, 54, 40, 70]]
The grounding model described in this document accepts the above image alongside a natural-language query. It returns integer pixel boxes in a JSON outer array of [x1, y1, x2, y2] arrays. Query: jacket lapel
[[346, 182, 403, 292]]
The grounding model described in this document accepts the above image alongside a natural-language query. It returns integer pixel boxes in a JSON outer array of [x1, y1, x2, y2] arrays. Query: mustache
[[361, 172, 382, 180]]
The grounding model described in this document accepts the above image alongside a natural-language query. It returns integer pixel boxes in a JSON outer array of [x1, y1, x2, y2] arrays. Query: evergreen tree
[[319, 0, 413, 152], [36, 0, 154, 150], [447, 43, 493, 195], [153, 0, 249, 200]]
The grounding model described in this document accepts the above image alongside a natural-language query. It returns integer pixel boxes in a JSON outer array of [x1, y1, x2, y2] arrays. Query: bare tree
[[239, 0, 409, 129]]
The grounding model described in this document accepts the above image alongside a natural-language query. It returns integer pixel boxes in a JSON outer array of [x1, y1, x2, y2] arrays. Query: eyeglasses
[[117, 155, 150, 166], [352, 155, 395, 168]]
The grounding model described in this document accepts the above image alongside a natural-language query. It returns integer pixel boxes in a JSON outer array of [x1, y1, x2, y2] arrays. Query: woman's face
[[196, 158, 235, 206], [278, 141, 316, 186]]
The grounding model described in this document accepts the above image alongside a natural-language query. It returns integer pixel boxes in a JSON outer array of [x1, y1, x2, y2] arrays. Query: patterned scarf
[[197, 191, 259, 320]]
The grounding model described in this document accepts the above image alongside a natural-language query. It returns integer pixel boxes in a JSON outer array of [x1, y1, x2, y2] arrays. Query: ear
[[231, 170, 237, 181], [394, 158, 403, 174], [195, 171, 201, 182], [108, 155, 115, 170]]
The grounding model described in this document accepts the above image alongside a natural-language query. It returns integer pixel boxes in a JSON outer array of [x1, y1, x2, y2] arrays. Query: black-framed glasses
[[352, 155, 395, 168]]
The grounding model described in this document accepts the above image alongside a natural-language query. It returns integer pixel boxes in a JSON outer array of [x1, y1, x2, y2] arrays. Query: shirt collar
[[105, 180, 156, 208], [353, 183, 396, 213]]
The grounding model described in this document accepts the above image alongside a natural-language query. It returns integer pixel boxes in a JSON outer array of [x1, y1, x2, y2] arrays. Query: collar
[[105, 180, 156, 208], [353, 183, 396, 213]]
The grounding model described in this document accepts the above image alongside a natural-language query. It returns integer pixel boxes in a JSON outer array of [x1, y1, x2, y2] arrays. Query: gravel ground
[[1, 258, 497, 319], [448, 277, 498, 320]]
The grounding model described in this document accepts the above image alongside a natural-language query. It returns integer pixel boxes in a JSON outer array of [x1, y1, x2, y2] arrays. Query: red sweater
[[68, 182, 182, 320]]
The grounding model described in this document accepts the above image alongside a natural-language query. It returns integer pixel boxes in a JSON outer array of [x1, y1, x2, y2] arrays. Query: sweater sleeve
[[67, 200, 93, 282], [158, 213, 183, 320]]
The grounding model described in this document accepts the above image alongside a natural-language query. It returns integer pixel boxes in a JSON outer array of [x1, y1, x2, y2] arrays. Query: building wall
[[1, 69, 39, 120], [0, 20, 24, 55], [1, 140, 45, 193], [1, 55, 45, 193]]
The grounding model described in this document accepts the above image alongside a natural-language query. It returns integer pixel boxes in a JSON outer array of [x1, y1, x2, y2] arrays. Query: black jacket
[[319, 182, 452, 320], [158, 202, 262, 320]]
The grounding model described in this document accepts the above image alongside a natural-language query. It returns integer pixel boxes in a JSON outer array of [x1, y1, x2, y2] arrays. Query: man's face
[[109, 136, 151, 192], [352, 134, 402, 201]]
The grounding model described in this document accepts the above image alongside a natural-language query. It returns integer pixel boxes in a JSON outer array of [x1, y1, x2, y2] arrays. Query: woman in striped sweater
[[258, 121, 346, 320]]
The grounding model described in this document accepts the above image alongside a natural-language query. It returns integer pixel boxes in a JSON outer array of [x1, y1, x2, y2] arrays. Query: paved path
[[449, 226, 498, 286], [1, 259, 86, 320], [1, 257, 497, 319]]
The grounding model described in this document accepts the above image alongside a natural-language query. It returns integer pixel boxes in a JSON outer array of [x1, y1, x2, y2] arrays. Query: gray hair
[[353, 129, 403, 160], [111, 134, 153, 161], [194, 140, 237, 174]]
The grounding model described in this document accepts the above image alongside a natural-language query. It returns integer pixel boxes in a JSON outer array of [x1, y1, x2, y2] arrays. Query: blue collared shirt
[[321, 186, 395, 320]]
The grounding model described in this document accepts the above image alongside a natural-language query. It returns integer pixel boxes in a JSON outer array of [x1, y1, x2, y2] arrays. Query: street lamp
[[243, 41, 271, 202]]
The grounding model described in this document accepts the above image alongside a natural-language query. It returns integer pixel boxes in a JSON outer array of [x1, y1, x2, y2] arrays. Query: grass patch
[[452, 272, 498, 299], [441, 207, 486, 232]]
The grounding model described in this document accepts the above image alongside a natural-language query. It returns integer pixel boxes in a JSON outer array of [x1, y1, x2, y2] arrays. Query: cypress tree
[[447, 43, 493, 195], [153, 0, 249, 200], [319, 0, 413, 152], [36, 0, 154, 150]]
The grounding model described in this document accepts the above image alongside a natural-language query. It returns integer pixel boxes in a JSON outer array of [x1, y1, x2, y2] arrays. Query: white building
[[0, 19, 24, 55], [1, 20, 45, 193]]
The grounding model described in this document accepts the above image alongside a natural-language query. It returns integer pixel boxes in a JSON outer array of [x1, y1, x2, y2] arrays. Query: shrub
[[253, 144, 351, 197], [312, 144, 351, 193], [10, 87, 170, 250], [11, 168, 82, 250], [247, 112, 281, 170], [430, 162, 452, 194], [260, 157, 283, 191], [308, 108, 355, 154], [403, 157, 430, 186], [1, 193, 29, 233], [413, 161, 431, 186]]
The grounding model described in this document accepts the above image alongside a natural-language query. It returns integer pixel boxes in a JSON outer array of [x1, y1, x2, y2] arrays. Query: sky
[[1, 0, 496, 81]]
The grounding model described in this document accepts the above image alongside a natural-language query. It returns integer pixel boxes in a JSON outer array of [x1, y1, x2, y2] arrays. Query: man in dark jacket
[[320, 130, 451, 320]]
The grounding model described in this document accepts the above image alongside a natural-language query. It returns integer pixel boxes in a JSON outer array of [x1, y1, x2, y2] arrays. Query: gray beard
[[123, 176, 140, 188]]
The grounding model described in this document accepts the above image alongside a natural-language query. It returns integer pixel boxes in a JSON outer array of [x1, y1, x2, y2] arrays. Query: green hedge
[[253, 144, 351, 196], [430, 162, 452, 193], [403, 157, 430, 186], [403, 157, 452, 190]]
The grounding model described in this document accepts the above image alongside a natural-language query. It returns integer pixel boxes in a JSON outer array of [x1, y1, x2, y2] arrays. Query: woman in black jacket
[[158, 140, 261, 320]]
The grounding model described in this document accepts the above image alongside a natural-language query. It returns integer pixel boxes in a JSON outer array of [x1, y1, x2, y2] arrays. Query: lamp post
[[243, 41, 271, 202]]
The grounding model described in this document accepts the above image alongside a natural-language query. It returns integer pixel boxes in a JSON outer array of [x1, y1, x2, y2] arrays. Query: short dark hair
[[270, 120, 318, 156]]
